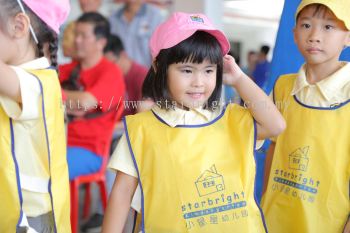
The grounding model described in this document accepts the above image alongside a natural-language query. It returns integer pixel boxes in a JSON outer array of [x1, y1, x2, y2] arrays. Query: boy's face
[[294, 5, 350, 66]]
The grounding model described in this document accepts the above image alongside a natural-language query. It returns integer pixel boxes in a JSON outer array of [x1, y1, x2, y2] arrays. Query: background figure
[[252, 45, 271, 91], [79, 0, 102, 13], [59, 0, 102, 64], [224, 51, 241, 104], [104, 35, 150, 116], [62, 22, 76, 60], [109, 0, 164, 67], [242, 50, 258, 78], [81, 34, 150, 233], [59, 12, 125, 181]]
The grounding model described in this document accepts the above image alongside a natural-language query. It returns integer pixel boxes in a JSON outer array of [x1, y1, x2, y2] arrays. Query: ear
[[11, 13, 31, 39], [345, 31, 350, 47]]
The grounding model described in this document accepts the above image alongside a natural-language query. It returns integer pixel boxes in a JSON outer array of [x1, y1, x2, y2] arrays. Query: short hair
[[76, 12, 110, 39], [104, 34, 124, 57], [142, 31, 223, 111], [260, 45, 270, 56], [296, 4, 330, 22]]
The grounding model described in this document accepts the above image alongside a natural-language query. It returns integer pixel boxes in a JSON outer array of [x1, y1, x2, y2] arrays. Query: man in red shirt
[[59, 12, 125, 180]]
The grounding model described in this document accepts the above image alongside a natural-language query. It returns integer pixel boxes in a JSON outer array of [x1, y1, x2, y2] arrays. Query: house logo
[[289, 146, 310, 172], [195, 165, 225, 197]]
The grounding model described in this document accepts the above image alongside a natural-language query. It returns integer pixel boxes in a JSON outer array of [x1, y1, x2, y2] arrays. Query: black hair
[[296, 4, 330, 22], [0, 0, 59, 67], [260, 45, 270, 56], [142, 31, 223, 111], [77, 12, 110, 40], [104, 34, 124, 57]]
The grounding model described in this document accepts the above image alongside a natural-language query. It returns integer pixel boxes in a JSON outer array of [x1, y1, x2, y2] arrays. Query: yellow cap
[[296, 0, 350, 30]]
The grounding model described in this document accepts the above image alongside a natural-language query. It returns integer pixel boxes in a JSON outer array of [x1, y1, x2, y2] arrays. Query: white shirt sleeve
[[108, 134, 141, 212], [0, 66, 40, 120], [108, 134, 138, 178]]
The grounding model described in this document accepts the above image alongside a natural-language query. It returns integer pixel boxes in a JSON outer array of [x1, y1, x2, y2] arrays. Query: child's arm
[[223, 55, 285, 139], [344, 217, 350, 233], [262, 142, 276, 194], [0, 62, 21, 103], [102, 171, 138, 233]]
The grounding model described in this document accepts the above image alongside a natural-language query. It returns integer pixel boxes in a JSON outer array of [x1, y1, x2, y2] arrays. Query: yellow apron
[[0, 69, 71, 232], [262, 74, 350, 233], [125, 104, 267, 233]]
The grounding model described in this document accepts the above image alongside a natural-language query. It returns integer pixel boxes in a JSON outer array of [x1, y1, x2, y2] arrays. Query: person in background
[[80, 34, 151, 233], [243, 50, 258, 78], [59, 12, 125, 182], [79, 0, 102, 13], [109, 0, 164, 67], [252, 45, 271, 91], [62, 21, 76, 60]]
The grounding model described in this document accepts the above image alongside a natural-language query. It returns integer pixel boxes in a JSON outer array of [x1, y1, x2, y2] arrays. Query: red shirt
[[59, 57, 125, 156], [123, 61, 148, 116]]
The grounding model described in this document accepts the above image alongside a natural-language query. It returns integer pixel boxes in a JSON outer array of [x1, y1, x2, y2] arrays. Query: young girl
[[102, 12, 285, 233], [0, 0, 70, 232]]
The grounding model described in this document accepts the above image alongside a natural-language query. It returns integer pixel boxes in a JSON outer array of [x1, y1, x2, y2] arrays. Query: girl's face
[[294, 6, 350, 66], [167, 59, 217, 109]]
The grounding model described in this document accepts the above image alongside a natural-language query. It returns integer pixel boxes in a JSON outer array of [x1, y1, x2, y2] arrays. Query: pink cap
[[22, 0, 70, 34], [150, 12, 230, 59]]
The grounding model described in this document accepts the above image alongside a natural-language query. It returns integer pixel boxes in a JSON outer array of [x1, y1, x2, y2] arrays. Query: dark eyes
[[180, 69, 214, 74], [301, 23, 310, 28], [300, 23, 334, 30], [181, 69, 192, 73], [325, 25, 334, 30]]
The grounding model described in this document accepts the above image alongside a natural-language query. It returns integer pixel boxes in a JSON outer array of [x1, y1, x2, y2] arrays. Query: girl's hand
[[223, 55, 245, 87]]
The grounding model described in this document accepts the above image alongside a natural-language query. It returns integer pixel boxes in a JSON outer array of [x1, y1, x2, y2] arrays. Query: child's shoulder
[[273, 73, 298, 97], [275, 73, 298, 87], [125, 110, 154, 123]]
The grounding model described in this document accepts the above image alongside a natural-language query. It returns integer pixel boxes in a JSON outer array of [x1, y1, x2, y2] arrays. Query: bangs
[[161, 31, 223, 66], [297, 4, 332, 20], [311, 4, 330, 18]]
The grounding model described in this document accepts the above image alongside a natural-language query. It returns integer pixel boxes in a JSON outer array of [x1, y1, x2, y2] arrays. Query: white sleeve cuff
[[108, 134, 138, 178]]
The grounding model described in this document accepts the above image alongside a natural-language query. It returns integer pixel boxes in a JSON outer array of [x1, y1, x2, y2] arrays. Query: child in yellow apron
[[0, 0, 71, 232], [262, 1, 350, 232], [102, 12, 286, 233]]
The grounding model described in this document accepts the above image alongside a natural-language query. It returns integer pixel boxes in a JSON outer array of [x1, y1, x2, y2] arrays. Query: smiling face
[[167, 60, 217, 109], [294, 5, 350, 67]]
